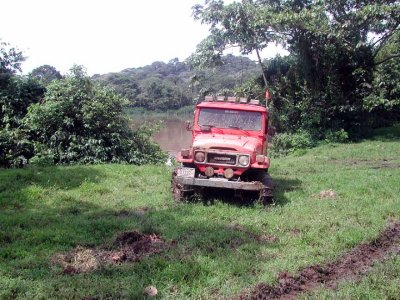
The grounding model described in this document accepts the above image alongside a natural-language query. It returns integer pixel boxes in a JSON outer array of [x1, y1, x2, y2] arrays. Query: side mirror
[[185, 121, 192, 131]]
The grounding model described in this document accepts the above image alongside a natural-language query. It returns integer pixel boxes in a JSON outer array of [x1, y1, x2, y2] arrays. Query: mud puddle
[[53, 230, 170, 274], [239, 220, 400, 299]]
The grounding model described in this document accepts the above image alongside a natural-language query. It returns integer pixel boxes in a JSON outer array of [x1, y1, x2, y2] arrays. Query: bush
[[0, 129, 32, 167], [24, 66, 166, 165], [270, 131, 315, 157], [324, 129, 349, 143]]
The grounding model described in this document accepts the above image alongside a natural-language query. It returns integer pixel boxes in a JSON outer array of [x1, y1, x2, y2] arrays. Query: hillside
[[1, 125, 399, 299], [92, 54, 261, 110]]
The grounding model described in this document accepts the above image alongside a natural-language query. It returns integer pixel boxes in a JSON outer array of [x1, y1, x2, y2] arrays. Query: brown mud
[[239, 220, 400, 299], [53, 230, 169, 274]]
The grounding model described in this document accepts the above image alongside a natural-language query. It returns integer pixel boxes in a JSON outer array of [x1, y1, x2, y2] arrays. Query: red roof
[[196, 101, 267, 112]]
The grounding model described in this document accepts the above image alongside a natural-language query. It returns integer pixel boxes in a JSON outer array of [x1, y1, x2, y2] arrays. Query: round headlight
[[238, 155, 249, 166], [195, 151, 205, 162], [205, 166, 214, 177], [224, 168, 234, 179]]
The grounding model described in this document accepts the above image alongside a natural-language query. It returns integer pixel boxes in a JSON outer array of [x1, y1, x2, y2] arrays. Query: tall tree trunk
[[255, 48, 268, 88]]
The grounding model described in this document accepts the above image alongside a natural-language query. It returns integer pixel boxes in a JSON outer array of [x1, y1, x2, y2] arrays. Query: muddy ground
[[238, 220, 400, 299], [53, 230, 169, 274]]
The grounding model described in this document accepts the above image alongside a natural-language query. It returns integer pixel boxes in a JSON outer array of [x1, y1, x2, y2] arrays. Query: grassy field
[[0, 125, 399, 299]]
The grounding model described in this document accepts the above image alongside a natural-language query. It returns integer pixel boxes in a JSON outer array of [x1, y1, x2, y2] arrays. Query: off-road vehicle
[[172, 95, 273, 203]]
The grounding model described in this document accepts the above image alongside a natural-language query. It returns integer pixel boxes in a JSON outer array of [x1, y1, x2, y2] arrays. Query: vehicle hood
[[192, 133, 262, 153]]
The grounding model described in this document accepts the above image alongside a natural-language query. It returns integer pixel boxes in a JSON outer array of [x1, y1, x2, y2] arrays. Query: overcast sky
[[1, 0, 287, 76]]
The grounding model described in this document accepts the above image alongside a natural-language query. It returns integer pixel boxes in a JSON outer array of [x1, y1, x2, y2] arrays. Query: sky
[[1, 0, 287, 76]]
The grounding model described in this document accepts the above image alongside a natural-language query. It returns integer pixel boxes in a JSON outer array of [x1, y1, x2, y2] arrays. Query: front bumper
[[174, 176, 264, 191]]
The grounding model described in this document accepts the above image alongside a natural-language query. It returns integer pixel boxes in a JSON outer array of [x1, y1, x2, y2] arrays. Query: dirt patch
[[52, 230, 169, 274], [54, 247, 100, 274], [143, 285, 158, 297], [238, 220, 400, 299], [318, 189, 337, 200], [290, 228, 301, 236]]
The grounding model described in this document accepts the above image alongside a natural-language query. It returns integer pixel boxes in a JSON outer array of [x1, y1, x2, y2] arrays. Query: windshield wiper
[[199, 124, 214, 131], [227, 125, 250, 136]]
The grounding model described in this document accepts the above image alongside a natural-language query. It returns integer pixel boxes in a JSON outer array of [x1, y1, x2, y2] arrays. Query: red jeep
[[172, 96, 273, 203]]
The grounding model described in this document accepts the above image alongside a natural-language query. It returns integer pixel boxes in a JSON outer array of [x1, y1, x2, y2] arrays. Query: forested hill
[[92, 54, 260, 110]]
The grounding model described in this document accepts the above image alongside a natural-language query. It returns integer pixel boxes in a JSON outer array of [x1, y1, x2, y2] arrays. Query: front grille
[[207, 153, 237, 165]]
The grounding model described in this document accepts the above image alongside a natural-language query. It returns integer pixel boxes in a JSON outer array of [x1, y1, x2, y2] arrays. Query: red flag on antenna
[[265, 89, 271, 101]]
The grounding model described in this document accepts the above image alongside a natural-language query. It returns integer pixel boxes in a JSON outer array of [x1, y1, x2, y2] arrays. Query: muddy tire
[[171, 168, 190, 202], [258, 171, 274, 205]]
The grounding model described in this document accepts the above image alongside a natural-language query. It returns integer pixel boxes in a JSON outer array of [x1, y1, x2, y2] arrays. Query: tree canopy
[[31, 64, 63, 85], [93, 55, 261, 110]]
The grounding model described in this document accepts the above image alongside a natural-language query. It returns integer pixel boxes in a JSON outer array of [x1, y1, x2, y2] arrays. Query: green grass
[[0, 125, 399, 299]]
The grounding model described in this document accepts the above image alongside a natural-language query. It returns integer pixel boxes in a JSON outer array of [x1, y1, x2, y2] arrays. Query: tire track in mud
[[239, 220, 400, 300]]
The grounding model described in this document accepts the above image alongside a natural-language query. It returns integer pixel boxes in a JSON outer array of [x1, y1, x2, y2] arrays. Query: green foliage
[[324, 129, 349, 144], [31, 64, 63, 85], [94, 55, 260, 110], [234, 76, 265, 100], [0, 75, 45, 129], [1, 41, 166, 167], [24, 65, 166, 165], [270, 130, 315, 157], [0, 44, 45, 167], [192, 0, 400, 138], [0, 129, 32, 167], [362, 32, 400, 127], [0, 41, 25, 76]]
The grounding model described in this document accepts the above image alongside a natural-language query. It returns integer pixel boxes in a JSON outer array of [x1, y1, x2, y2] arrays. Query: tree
[[0, 41, 25, 74], [0, 41, 45, 167], [363, 31, 400, 127], [192, 1, 275, 85], [0, 41, 25, 89], [31, 64, 62, 85]]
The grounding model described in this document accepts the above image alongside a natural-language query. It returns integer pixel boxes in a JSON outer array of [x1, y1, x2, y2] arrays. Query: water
[[152, 118, 192, 157]]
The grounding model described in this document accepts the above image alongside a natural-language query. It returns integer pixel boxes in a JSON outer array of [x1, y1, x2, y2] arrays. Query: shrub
[[24, 66, 166, 165], [270, 131, 315, 157], [324, 129, 349, 143], [0, 129, 32, 167]]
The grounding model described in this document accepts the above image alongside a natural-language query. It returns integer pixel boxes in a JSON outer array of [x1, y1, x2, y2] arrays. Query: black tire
[[255, 171, 274, 205], [171, 168, 191, 202]]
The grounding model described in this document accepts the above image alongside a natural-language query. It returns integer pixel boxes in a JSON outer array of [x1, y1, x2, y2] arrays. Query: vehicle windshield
[[198, 108, 262, 131]]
